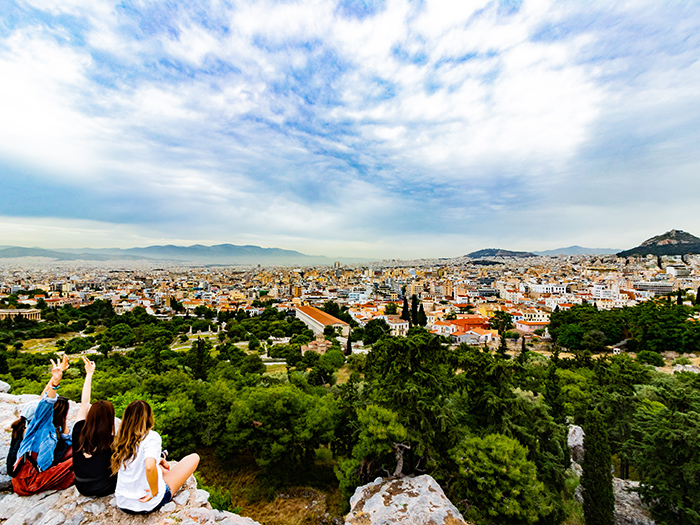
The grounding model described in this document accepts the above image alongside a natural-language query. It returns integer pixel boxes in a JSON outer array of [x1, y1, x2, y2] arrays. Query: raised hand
[[49, 357, 65, 386], [81, 355, 96, 375]]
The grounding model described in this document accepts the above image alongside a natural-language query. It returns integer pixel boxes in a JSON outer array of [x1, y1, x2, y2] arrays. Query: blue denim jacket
[[16, 394, 72, 472]]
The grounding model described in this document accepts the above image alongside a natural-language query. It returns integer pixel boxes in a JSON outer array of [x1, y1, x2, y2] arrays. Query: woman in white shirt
[[111, 400, 200, 514]]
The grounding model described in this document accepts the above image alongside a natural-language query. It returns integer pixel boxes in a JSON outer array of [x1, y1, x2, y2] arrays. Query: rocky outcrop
[[0, 393, 261, 525], [612, 479, 654, 525], [345, 475, 467, 525], [568, 424, 585, 464], [673, 364, 700, 374]]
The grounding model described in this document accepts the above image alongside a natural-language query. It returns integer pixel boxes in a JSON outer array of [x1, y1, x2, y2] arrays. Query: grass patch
[[335, 365, 351, 384]]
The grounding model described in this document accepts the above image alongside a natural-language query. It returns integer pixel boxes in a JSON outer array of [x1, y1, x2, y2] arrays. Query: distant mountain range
[[466, 248, 536, 258], [0, 244, 356, 265], [617, 229, 700, 257], [533, 245, 621, 256]]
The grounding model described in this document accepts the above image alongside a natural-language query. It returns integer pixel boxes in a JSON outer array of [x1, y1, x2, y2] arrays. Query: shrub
[[636, 350, 665, 367]]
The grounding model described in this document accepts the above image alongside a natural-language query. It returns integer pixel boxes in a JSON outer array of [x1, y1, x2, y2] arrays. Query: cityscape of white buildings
[[2, 253, 700, 346]]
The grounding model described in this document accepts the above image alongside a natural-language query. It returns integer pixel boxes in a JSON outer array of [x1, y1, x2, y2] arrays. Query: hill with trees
[[617, 229, 700, 257], [466, 248, 536, 258]]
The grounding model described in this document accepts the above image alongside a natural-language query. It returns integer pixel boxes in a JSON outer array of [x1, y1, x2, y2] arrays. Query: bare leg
[[163, 453, 200, 495]]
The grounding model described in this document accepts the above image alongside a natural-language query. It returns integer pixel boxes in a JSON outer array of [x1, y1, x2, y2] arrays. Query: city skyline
[[2, 0, 700, 258]]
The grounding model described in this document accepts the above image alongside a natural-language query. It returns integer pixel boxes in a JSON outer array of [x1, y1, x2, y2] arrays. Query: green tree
[[336, 405, 408, 498], [185, 337, 214, 380], [581, 410, 614, 525], [411, 295, 419, 325], [401, 297, 410, 322], [450, 433, 554, 525], [362, 319, 390, 345], [385, 302, 398, 315], [490, 310, 514, 334], [627, 390, 700, 524], [636, 350, 664, 367], [417, 304, 427, 327], [239, 354, 266, 375], [221, 385, 338, 474]]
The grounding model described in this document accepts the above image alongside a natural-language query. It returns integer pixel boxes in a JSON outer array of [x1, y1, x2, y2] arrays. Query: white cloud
[[1, 0, 700, 257]]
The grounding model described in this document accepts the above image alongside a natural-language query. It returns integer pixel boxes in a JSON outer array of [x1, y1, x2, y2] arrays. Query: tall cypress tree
[[417, 304, 427, 326], [517, 337, 528, 364], [401, 297, 410, 321], [582, 410, 615, 525], [345, 333, 353, 356], [411, 295, 419, 325]]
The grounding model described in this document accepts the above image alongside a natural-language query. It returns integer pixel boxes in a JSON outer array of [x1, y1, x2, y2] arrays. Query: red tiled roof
[[297, 305, 349, 326]]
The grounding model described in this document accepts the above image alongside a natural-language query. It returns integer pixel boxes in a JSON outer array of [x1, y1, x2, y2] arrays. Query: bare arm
[[76, 356, 96, 422], [139, 458, 160, 502]]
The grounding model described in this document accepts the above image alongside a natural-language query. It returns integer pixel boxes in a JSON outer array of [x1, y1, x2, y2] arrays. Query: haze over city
[[2, 0, 700, 258]]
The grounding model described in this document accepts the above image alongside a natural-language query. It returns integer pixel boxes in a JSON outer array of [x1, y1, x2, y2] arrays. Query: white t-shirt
[[115, 430, 166, 512]]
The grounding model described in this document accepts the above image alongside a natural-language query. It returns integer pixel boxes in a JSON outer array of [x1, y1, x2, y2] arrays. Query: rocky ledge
[[0, 393, 261, 525]]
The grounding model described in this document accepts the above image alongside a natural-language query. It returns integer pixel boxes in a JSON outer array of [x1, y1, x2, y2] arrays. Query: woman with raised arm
[[72, 356, 118, 496], [12, 355, 75, 495], [111, 400, 199, 515]]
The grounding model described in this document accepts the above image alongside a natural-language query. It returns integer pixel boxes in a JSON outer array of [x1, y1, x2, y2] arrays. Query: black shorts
[[119, 483, 173, 515]]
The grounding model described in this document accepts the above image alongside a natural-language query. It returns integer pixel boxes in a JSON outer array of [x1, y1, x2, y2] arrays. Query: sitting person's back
[[72, 400, 117, 497], [12, 356, 74, 496], [112, 400, 200, 515]]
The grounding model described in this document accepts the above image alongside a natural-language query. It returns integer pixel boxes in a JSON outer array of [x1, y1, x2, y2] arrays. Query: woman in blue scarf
[[12, 356, 75, 495]]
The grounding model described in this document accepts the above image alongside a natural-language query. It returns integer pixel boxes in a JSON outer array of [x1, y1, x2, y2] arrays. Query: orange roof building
[[296, 305, 350, 337]]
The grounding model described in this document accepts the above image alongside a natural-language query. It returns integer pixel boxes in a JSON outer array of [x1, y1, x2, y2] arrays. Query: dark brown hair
[[53, 397, 69, 432], [78, 401, 115, 454], [11, 417, 27, 440]]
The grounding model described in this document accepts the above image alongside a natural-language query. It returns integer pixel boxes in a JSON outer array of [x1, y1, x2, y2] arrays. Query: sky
[[1, 0, 700, 259]]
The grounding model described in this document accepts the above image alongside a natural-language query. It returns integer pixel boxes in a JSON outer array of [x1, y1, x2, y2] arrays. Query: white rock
[[0, 381, 11, 393], [173, 489, 190, 506], [195, 489, 210, 506], [0, 474, 11, 491], [84, 501, 106, 514], [568, 424, 585, 464], [36, 510, 66, 525], [160, 501, 177, 513], [345, 475, 466, 525]]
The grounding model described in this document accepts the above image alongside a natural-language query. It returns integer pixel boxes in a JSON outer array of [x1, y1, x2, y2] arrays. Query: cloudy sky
[[1, 0, 699, 259]]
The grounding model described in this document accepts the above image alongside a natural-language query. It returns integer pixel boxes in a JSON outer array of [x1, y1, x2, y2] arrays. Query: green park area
[[1, 294, 700, 524]]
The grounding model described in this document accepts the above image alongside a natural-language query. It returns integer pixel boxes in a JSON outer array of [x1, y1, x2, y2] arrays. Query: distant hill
[[100, 244, 332, 265], [617, 229, 700, 257], [0, 244, 350, 265], [534, 245, 621, 256], [0, 247, 118, 261], [467, 248, 536, 258]]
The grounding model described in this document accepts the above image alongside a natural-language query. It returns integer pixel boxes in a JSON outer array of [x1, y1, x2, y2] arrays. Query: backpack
[[7, 416, 27, 477]]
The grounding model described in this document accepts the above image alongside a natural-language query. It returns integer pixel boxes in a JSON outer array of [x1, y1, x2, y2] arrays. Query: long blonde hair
[[111, 400, 154, 474]]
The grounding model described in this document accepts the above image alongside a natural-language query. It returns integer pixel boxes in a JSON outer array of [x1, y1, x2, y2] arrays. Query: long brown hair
[[78, 401, 115, 454], [110, 400, 154, 474], [53, 397, 69, 434]]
